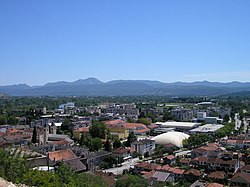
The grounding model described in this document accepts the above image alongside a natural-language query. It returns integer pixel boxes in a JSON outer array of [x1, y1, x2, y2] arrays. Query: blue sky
[[0, 0, 250, 86]]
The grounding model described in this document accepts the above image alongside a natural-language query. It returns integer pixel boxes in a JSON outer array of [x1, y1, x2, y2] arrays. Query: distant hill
[[0, 78, 250, 96]]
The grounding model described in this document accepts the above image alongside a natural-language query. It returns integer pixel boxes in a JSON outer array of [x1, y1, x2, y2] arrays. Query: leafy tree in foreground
[[0, 148, 28, 184], [0, 148, 109, 187]]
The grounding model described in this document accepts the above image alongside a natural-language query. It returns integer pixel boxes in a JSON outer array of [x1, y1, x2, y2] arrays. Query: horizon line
[[1, 77, 250, 87]]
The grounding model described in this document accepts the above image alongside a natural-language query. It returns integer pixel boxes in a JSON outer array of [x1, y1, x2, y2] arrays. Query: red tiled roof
[[156, 164, 171, 172], [136, 162, 149, 168], [172, 168, 185, 175], [105, 120, 124, 125], [7, 128, 23, 134], [3, 134, 31, 141], [165, 155, 175, 160], [135, 162, 159, 171], [156, 165, 163, 171], [236, 140, 244, 144], [179, 158, 191, 164], [123, 123, 145, 129], [0, 132, 7, 136], [242, 165, 250, 171], [194, 143, 220, 152], [50, 139, 70, 145], [194, 156, 208, 162], [23, 128, 33, 134], [156, 164, 184, 175], [208, 171, 226, 180], [74, 127, 89, 133], [49, 149, 77, 162], [147, 124, 158, 129], [227, 139, 237, 144], [184, 169, 202, 177], [207, 157, 217, 164], [231, 172, 250, 183], [206, 183, 223, 187], [193, 148, 208, 153], [142, 171, 156, 179], [194, 155, 237, 166], [168, 167, 176, 172], [112, 147, 130, 154], [162, 164, 171, 171]]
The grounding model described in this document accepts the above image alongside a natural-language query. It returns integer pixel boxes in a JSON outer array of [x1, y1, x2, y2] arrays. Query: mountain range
[[1, 77, 250, 96]]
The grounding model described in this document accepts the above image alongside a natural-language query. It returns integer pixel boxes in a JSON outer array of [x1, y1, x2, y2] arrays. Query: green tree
[[75, 173, 108, 187], [113, 138, 122, 149], [183, 134, 213, 148], [215, 122, 234, 138], [104, 138, 112, 152], [89, 122, 107, 139], [124, 132, 137, 147], [31, 126, 37, 144], [81, 134, 93, 147], [163, 111, 174, 121], [56, 163, 75, 185], [144, 151, 150, 158], [138, 118, 151, 125], [0, 116, 6, 125], [0, 148, 28, 184], [223, 114, 230, 123], [7, 116, 18, 125], [99, 155, 117, 169], [61, 118, 70, 131], [22, 169, 60, 187], [89, 137, 102, 152]]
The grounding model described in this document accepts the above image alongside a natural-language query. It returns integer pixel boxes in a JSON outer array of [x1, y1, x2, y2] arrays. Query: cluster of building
[[2, 99, 250, 187], [125, 141, 250, 187]]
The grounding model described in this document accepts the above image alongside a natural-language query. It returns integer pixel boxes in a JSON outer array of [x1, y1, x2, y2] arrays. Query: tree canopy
[[183, 134, 213, 148], [0, 148, 109, 187], [89, 122, 107, 139], [124, 132, 137, 147]]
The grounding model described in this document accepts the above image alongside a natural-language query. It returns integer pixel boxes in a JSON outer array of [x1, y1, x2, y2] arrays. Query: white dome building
[[152, 131, 189, 147]]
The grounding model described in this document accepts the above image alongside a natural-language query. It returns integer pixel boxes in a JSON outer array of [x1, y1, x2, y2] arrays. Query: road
[[102, 158, 140, 175]]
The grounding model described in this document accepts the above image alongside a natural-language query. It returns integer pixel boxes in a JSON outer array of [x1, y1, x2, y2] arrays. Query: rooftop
[[231, 172, 250, 184], [132, 139, 155, 145], [184, 169, 202, 177], [208, 171, 226, 180], [156, 121, 199, 129], [190, 124, 224, 133], [48, 149, 77, 162]]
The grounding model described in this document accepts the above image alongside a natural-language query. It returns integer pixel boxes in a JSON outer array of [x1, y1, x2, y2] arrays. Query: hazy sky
[[0, 1, 250, 86]]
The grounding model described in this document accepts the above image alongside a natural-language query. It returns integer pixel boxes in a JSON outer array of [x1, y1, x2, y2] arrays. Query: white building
[[152, 131, 189, 147], [189, 124, 224, 135], [196, 112, 223, 124], [156, 121, 200, 131], [197, 112, 207, 120], [131, 139, 155, 155]]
